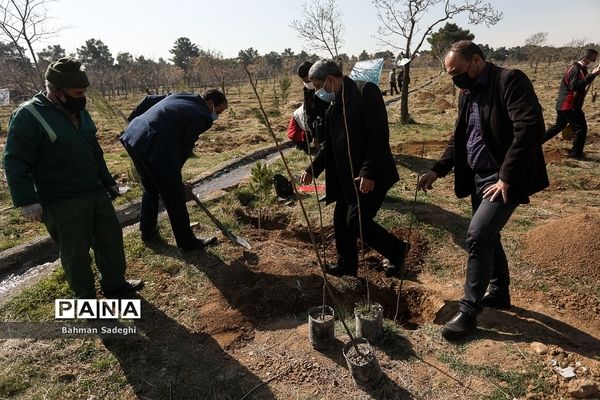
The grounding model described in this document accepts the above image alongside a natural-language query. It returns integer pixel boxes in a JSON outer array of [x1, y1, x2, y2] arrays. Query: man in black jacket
[[543, 49, 600, 158], [297, 61, 329, 145], [300, 59, 408, 277], [120, 90, 227, 251], [418, 41, 549, 340]]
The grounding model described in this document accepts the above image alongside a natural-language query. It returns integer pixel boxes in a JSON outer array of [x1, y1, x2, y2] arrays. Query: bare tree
[[524, 32, 548, 74], [563, 38, 590, 62], [205, 49, 230, 93], [0, 0, 59, 89], [372, 0, 502, 124], [290, 0, 344, 60]]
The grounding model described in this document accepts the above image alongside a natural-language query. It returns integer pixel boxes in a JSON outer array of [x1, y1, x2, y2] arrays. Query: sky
[[33, 0, 600, 61]]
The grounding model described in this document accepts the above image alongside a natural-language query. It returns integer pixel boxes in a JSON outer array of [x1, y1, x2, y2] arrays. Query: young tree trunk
[[258, 208, 262, 230], [400, 62, 411, 124]]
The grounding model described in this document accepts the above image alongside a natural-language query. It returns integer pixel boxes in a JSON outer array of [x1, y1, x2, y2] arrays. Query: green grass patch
[[438, 351, 547, 399], [0, 269, 71, 321]]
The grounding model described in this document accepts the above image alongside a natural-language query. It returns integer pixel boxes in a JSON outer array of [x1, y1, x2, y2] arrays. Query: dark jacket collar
[[466, 62, 492, 95]]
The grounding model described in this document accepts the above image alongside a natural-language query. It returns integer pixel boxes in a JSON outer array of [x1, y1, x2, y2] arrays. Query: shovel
[[183, 185, 251, 249]]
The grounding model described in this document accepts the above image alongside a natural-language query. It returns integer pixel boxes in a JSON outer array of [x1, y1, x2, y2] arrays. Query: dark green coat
[[3, 93, 116, 207]]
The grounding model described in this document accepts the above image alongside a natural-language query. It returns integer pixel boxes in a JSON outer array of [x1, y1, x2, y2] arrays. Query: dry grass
[[0, 63, 599, 399]]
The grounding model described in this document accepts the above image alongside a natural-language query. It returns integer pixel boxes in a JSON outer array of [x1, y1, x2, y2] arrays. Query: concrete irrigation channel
[[0, 142, 294, 304]]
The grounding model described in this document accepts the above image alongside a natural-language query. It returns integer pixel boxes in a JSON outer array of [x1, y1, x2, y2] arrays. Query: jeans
[[459, 172, 518, 315]]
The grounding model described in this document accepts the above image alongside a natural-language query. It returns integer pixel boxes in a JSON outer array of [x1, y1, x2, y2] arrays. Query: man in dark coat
[[120, 90, 228, 251], [543, 48, 599, 158], [300, 59, 408, 277], [389, 68, 399, 95], [297, 61, 329, 145], [418, 41, 549, 340]]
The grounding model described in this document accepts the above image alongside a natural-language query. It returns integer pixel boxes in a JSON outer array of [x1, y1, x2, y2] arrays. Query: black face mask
[[452, 71, 477, 90], [59, 93, 87, 112], [452, 59, 477, 90]]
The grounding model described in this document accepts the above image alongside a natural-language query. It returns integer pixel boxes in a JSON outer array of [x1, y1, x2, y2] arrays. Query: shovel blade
[[225, 231, 252, 249]]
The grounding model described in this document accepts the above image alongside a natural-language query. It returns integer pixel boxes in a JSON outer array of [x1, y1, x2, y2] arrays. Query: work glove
[[21, 203, 43, 222], [108, 185, 120, 200]]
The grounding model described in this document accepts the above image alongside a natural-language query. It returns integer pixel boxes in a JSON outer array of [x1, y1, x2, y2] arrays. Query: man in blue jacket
[[120, 90, 228, 250]]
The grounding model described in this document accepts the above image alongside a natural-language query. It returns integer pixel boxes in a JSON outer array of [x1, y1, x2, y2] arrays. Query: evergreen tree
[[169, 37, 200, 71]]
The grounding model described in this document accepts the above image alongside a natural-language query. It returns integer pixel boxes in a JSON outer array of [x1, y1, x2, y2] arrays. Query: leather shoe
[[104, 279, 144, 298], [325, 263, 357, 277], [481, 290, 511, 309], [181, 236, 217, 251], [385, 241, 410, 277], [442, 311, 477, 340]]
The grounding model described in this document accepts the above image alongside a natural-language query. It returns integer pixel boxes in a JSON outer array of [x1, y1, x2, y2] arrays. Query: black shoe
[[442, 311, 477, 340], [325, 263, 357, 277], [141, 227, 160, 242], [481, 290, 512, 309], [384, 241, 410, 278], [181, 236, 218, 251], [384, 262, 404, 277], [568, 152, 584, 160], [104, 279, 144, 298]]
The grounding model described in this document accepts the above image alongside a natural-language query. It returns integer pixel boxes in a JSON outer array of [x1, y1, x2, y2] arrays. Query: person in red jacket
[[543, 49, 600, 158], [287, 105, 309, 152]]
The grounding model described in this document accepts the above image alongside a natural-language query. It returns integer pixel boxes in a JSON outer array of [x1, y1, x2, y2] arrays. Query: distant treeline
[[1, 37, 597, 102]]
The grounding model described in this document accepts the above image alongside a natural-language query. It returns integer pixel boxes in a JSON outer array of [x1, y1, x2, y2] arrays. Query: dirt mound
[[438, 82, 455, 95], [522, 213, 600, 281], [417, 91, 436, 102], [191, 225, 435, 348], [433, 98, 452, 111], [544, 148, 568, 163]]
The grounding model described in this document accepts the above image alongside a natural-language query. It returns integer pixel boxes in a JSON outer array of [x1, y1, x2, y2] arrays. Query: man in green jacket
[[3, 57, 143, 299]]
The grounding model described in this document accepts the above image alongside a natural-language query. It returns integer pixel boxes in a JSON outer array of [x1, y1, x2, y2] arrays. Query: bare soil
[[2, 64, 600, 399], [522, 212, 600, 282]]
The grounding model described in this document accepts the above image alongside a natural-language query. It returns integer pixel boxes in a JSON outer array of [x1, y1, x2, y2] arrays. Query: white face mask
[[315, 78, 336, 103], [303, 81, 315, 90], [210, 103, 219, 121]]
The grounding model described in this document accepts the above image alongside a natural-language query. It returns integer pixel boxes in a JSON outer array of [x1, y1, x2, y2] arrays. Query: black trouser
[[459, 172, 518, 315], [333, 186, 404, 272], [123, 144, 196, 249], [390, 82, 399, 95], [543, 109, 588, 156]]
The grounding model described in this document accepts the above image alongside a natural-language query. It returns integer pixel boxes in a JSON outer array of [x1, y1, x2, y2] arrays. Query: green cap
[[45, 57, 89, 89]]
